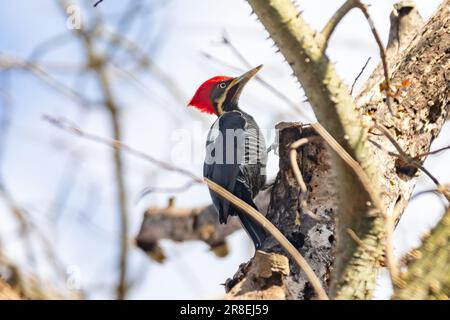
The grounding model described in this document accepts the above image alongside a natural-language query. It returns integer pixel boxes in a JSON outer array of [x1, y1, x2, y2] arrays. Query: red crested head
[[188, 76, 232, 115], [188, 65, 263, 116]]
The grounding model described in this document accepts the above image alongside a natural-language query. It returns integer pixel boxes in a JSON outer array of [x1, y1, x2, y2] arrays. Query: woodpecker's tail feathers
[[237, 191, 266, 249], [237, 210, 266, 249]]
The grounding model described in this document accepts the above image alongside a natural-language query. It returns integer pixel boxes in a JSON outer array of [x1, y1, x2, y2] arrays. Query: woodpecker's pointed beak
[[227, 64, 263, 104]]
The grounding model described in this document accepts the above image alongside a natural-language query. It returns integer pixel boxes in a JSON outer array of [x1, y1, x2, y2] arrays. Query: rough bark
[[393, 208, 450, 300], [225, 251, 290, 300], [226, 123, 336, 299], [352, 0, 449, 298], [361, 1, 424, 94], [354, 0, 449, 226]]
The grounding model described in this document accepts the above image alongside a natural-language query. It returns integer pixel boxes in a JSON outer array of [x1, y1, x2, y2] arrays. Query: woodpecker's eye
[[219, 82, 227, 89]]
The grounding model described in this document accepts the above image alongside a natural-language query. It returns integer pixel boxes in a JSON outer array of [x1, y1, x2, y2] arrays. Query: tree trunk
[[393, 207, 450, 300]]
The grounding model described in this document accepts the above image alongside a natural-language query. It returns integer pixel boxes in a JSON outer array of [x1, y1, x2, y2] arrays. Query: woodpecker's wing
[[203, 111, 246, 223]]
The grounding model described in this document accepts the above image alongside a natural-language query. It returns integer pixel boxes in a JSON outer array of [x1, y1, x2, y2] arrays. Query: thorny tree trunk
[[222, 0, 449, 299], [393, 207, 450, 300]]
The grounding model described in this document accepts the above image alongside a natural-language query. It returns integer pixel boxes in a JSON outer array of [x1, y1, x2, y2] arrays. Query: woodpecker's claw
[[267, 140, 279, 155]]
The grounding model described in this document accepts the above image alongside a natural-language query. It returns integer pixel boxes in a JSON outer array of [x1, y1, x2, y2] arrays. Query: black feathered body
[[203, 109, 267, 248]]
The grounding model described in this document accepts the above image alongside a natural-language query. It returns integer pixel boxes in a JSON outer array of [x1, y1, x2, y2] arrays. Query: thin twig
[[321, 0, 359, 50], [44, 116, 202, 182], [311, 122, 384, 214], [219, 33, 310, 119], [0, 185, 68, 282], [370, 123, 447, 285], [138, 181, 197, 200], [413, 145, 450, 159], [373, 124, 441, 186], [290, 138, 327, 221], [57, 0, 131, 298], [351, 57, 371, 95], [346, 228, 378, 253], [409, 187, 449, 208], [346, 228, 364, 248], [0, 54, 94, 108], [93, 0, 104, 7], [355, 2, 393, 115], [201, 52, 243, 73], [99, 28, 186, 104]]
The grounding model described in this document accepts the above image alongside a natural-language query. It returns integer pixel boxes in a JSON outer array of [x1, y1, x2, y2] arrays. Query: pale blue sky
[[0, 0, 447, 299]]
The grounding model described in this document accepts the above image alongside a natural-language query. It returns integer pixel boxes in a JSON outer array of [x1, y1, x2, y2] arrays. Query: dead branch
[[321, 0, 359, 49], [0, 54, 94, 107], [357, 1, 423, 98], [225, 251, 290, 299], [44, 115, 202, 182], [372, 124, 441, 186], [136, 204, 241, 261], [93, 0, 104, 7], [350, 57, 371, 95], [220, 33, 310, 119], [354, 1, 393, 115], [289, 137, 328, 221]]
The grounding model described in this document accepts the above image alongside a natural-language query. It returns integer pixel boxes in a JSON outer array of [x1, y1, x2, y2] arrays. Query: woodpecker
[[188, 65, 267, 249]]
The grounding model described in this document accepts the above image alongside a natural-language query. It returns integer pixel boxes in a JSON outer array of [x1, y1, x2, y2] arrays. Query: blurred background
[[0, 0, 447, 299]]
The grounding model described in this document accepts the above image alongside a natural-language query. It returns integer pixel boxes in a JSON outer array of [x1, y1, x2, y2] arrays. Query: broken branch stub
[[136, 204, 241, 261], [226, 122, 336, 299]]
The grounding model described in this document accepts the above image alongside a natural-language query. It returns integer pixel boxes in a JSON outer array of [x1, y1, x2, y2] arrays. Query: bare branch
[[44, 115, 202, 182], [0, 54, 94, 107], [136, 204, 241, 261], [354, 2, 393, 115], [414, 145, 450, 160], [93, 0, 104, 7], [56, 0, 131, 298], [373, 123, 441, 186], [220, 32, 310, 119], [350, 57, 371, 95], [290, 137, 328, 221], [138, 181, 197, 200], [321, 0, 359, 49]]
